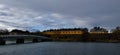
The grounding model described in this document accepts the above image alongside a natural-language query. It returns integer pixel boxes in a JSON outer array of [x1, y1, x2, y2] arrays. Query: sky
[[0, 0, 120, 31]]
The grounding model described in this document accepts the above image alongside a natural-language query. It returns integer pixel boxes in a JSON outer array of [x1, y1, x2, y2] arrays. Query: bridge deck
[[0, 35, 48, 40]]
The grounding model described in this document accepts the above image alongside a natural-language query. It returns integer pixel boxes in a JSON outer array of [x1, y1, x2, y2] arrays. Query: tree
[[112, 26, 120, 34], [10, 29, 30, 35], [0, 29, 9, 35], [112, 30, 120, 34]]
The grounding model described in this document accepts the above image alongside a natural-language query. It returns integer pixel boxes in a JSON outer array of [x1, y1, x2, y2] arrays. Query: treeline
[[0, 26, 120, 35], [43, 26, 120, 34], [0, 29, 42, 35]]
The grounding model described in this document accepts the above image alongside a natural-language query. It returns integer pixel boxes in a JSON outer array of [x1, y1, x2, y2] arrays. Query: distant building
[[90, 27, 108, 34], [42, 28, 88, 35], [42, 28, 88, 41], [111, 26, 120, 33]]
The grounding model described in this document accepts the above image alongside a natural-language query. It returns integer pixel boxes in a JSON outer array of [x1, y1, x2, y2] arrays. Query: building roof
[[43, 28, 88, 32]]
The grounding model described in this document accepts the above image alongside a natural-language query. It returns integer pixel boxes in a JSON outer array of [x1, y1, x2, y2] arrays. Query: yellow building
[[42, 28, 87, 35], [42, 30, 83, 35], [42, 28, 88, 41], [90, 27, 108, 34], [59, 30, 83, 35], [90, 31, 108, 34]]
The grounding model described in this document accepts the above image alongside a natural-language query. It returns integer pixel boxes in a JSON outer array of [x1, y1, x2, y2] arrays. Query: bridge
[[0, 35, 50, 45]]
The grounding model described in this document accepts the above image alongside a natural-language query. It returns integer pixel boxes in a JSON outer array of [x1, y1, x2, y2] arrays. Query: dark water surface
[[0, 42, 120, 55]]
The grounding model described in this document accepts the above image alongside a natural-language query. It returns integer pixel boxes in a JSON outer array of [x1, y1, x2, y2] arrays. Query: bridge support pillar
[[0, 38, 6, 45], [16, 38, 24, 44], [32, 38, 38, 43]]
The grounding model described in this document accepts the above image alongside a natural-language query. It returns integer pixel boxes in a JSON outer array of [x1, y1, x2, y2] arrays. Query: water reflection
[[0, 42, 120, 55]]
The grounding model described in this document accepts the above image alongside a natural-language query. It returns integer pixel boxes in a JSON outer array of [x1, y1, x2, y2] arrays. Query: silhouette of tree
[[112, 26, 120, 34], [10, 29, 30, 35], [0, 29, 9, 35], [112, 30, 120, 34]]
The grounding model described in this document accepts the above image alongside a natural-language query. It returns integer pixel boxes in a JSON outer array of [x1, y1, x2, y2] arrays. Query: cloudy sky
[[0, 0, 120, 31]]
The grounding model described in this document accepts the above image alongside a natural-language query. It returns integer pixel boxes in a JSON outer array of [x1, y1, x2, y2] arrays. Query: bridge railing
[[0, 35, 50, 45]]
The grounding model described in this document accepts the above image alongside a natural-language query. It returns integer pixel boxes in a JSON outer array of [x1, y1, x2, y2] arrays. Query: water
[[0, 42, 120, 55]]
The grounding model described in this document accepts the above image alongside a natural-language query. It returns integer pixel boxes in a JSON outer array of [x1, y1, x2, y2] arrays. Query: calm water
[[0, 42, 120, 55]]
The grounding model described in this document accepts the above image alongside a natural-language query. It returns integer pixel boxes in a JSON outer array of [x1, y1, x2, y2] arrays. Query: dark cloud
[[0, 0, 120, 31], [12, 0, 120, 16]]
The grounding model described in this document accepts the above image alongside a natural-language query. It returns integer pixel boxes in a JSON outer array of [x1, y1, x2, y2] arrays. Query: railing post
[[16, 38, 24, 44]]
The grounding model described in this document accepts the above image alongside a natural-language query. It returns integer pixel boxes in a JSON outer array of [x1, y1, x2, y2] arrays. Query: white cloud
[[0, 4, 41, 30], [0, 0, 119, 31], [0, 4, 79, 31], [73, 19, 87, 26], [0, 4, 5, 8], [51, 13, 64, 19]]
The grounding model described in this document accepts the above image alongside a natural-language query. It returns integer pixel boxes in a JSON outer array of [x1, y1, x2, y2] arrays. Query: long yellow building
[[42, 28, 88, 41], [42, 30, 84, 35], [42, 28, 88, 35]]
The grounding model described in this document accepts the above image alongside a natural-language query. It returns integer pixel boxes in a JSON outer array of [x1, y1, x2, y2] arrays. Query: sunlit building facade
[[111, 26, 120, 33], [42, 30, 84, 35], [90, 27, 108, 34], [42, 28, 88, 41], [42, 28, 88, 35]]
